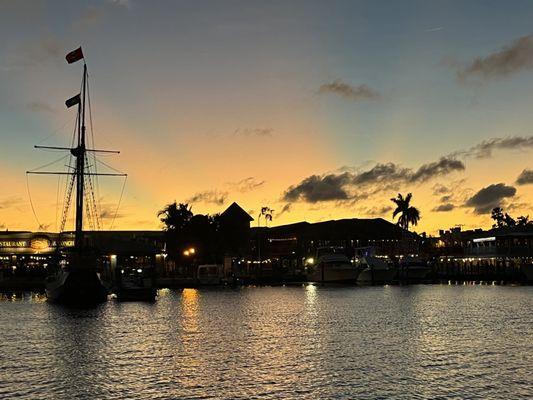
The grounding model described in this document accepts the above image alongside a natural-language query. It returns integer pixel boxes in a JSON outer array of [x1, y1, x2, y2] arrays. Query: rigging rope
[[110, 176, 127, 230], [26, 174, 43, 230]]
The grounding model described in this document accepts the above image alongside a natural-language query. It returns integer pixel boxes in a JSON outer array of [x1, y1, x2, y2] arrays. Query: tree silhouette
[[492, 207, 531, 228], [391, 193, 420, 231], [157, 202, 193, 260], [158, 202, 193, 232], [259, 206, 274, 227]]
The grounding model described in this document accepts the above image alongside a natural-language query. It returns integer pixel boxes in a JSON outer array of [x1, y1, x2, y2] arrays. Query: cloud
[[26, 101, 55, 113], [283, 156, 464, 204], [516, 169, 533, 185], [0, 196, 24, 209], [364, 206, 393, 217], [284, 173, 351, 203], [234, 128, 273, 137], [408, 157, 465, 182], [3, 34, 63, 69], [432, 183, 450, 195], [465, 183, 516, 214], [433, 203, 455, 212], [278, 203, 292, 216], [425, 27, 444, 32], [108, 0, 131, 7], [319, 80, 380, 102], [457, 34, 533, 82], [187, 190, 227, 205], [456, 136, 533, 159], [76, 6, 105, 28], [228, 177, 265, 192]]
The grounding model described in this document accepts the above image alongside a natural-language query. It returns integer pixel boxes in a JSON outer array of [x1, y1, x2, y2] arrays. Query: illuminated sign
[[473, 237, 496, 243], [30, 237, 51, 251]]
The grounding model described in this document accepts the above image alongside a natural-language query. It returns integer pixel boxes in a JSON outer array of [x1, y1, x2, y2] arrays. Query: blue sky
[[1, 0, 532, 232]]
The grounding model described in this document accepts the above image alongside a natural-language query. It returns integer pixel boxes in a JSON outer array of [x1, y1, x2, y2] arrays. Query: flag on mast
[[65, 47, 84, 64], [65, 94, 81, 108]]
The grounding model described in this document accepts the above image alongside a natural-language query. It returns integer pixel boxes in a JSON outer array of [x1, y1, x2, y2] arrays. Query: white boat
[[356, 256, 396, 285], [399, 256, 431, 281], [307, 247, 359, 283], [197, 264, 223, 285]]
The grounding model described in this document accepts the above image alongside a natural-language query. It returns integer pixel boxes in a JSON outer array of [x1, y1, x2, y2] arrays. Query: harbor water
[[1, 285, 532, 399]]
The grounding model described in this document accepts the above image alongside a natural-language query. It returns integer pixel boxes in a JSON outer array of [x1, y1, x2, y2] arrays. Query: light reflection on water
[[0, 285, 532, 399]]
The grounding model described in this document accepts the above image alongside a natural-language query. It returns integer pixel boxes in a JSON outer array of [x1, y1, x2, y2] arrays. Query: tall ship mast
[[27, 47, 126, 304]]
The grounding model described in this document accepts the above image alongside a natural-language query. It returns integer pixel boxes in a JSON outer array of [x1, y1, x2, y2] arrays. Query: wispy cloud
[[0, 196, 24, 210], [455, 136, 533, 159], [425, 27, 444, 32], [187, 190, 227, 205], [457, 34, 533, 83], [234, 128, 273, 137], [319, 80, 380, 102], [228, 177, 265, 192], [3, 34, 63, 70], [26, 101, 55, 113]]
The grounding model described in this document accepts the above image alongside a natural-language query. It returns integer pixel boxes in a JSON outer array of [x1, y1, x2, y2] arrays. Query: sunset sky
[[1, 0, 532, 235]]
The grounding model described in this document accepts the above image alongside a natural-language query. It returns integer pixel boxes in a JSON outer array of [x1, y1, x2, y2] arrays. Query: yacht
[[356, 256, 396, 285], [399, 255, 431, 281], [307, 246, 359, 283]]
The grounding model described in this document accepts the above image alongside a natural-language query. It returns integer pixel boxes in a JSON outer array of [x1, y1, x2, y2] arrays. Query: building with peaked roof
[[219, 202, 254, 257]]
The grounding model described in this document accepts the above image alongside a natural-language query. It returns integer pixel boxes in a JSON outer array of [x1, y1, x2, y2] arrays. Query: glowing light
[[306, 257, 314, 265]]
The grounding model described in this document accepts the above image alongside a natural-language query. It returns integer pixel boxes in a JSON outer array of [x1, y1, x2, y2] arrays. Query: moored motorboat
[[115, 265, 157, 301], [399, 255, 431, 281], [307, 247, 359, 283], [356, 256, 396, 285]]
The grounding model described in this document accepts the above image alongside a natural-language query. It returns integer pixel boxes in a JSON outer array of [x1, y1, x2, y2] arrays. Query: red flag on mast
[[66, 47, 84, 64]]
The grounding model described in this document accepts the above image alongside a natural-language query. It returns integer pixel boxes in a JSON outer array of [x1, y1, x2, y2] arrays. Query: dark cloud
[[187, 190, 227, 205], [440, 195, 452, 203], [319, 80, 380, 102], [283, 173, 351, 203], [456, 136, 533, 159], [457, 34, 533, 82], [229, 177, 265, 192], [516, 169, 533, 185], [433, 203, 455, 212], [465, 183, 516, 214], [26, 101, 54, 113], [234, 128, 273, 137], [409, 157, 465, 182], [352, 163, 410, 185], [283, 156, 464, 204]]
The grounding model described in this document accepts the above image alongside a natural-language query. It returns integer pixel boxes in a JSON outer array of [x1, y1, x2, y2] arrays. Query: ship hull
[[357, 268, 396, 285], [46, 268, 108, 305], [308, 265, 359, 283]]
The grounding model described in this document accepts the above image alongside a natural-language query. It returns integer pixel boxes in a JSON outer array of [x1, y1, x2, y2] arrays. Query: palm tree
[[259, 206, 274, 227], [158, 202, 193, 232], [390, 193, 420, 231]]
